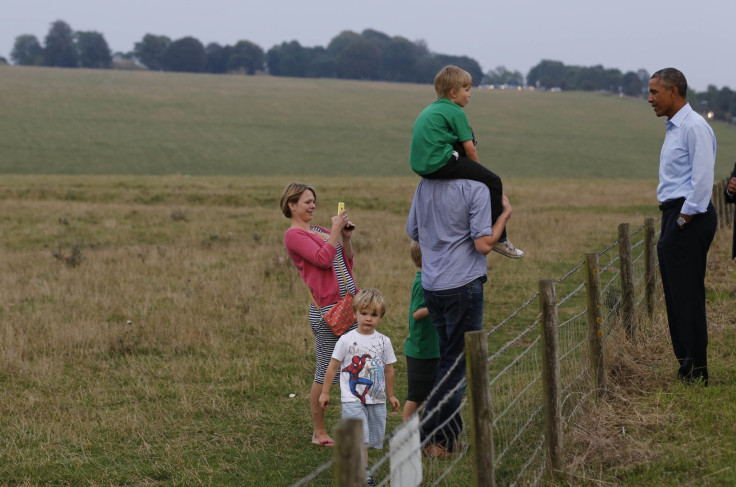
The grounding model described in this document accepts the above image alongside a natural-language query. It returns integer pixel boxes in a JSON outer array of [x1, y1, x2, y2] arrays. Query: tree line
[[8, 20, 736, 123], [523, 60, 736, 122]]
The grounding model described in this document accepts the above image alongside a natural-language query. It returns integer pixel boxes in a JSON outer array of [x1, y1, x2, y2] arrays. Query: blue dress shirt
[[406, 178, 492, 291], [656, 103, 717, 215]]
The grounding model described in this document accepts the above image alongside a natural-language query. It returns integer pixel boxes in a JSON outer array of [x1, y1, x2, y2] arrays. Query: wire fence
[[291, 217, 664, 486]]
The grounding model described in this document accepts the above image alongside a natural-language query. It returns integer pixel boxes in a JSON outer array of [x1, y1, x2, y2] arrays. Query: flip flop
[[312, 439, 335, 447]]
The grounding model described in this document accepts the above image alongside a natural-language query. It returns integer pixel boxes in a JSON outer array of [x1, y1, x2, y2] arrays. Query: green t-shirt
[[404, 271, 440, 359], [409, 98, 474, 176]]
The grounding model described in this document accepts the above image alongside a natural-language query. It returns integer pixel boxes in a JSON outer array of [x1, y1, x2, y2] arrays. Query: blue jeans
[[421, 277, 485, 449]]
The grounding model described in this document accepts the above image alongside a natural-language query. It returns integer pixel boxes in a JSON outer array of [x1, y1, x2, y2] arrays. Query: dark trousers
[[424, 156, 507, 241], [420, 277, 485, 449], [657, 201, 717, 382]]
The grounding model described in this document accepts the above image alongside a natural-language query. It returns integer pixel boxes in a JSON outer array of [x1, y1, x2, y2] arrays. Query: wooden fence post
[[618, 223, 636, 340], [334, 418, 364, 487], [465, 330, 496, 487], [716, 179, 734, 230], [644, 217, 657, 325], [584, 253, 606, 399], [712, 182, 722, 229], [539, 279, 563, 476]]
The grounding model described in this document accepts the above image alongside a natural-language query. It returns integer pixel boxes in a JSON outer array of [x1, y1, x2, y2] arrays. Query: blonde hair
[[434, 65, 472, 98], [353, 288, 386, 318], [279, 182, 316, 218], [410, 240, 422, 268]]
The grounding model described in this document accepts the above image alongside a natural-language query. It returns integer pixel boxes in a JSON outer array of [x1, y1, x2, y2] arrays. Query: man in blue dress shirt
[[406, 178, 511, 457], [648, 67, 717, 385]]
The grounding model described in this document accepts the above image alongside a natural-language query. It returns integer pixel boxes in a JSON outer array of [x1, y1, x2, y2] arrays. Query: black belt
[[658, 198, 685, 211]]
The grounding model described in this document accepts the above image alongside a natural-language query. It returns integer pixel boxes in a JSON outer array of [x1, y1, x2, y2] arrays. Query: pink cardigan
[[284, 226, 356, 307]]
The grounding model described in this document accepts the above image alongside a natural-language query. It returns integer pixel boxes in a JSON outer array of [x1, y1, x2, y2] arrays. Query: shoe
[[365, 469, 376, 486], [422, 443, 451, 459], [311, 437, 334, 447], [493, 239, 524, 259], [449, 440, 467, 453]]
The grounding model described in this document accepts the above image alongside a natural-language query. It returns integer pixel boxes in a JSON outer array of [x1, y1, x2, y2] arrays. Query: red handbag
[[322, 292, 355, 336], [306, 263, 356, 336]]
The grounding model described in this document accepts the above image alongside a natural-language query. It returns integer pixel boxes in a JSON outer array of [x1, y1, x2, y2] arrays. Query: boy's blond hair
[[434, 65, 473, 99], [353, 288, 386, 318], [410, 240, 422, 268]]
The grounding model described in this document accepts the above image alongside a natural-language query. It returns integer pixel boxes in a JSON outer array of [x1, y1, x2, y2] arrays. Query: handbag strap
[[302, 226, 352, 315]]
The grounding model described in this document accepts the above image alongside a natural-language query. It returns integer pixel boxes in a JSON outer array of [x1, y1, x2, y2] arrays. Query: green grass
[[0, 174, 735, 485], [2, 66, 736, 485], [2, 65, 736, 179]]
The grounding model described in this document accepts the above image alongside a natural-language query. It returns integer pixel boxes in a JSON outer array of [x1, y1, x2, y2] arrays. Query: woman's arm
[[337, 211, 354, 262], [285, 229, 337, 269]]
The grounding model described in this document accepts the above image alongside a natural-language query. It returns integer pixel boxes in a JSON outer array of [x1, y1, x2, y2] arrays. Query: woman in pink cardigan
[[280, 182, 358, 447]]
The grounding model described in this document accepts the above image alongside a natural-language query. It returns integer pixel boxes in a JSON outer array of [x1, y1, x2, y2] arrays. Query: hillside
[[2, 65, 736, 179]]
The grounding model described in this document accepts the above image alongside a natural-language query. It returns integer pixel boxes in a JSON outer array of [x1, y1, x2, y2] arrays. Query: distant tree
[[228, 40, 264, 74], [699, 85, 736, 121], [527, 60, 566, 89], [382, 36, 422, 82], [43, 20, 78, 67], [483, 65, 524, 86], [714, 86, 734, 114], [75, 31, 111, 68], [435, 55, 483, 86], [134, 34, 171, 70], [326, 30, 362, 57], [11, 34, 44, 65], [335, 38, 382, 80], [266, 40, 308, 77], [163, 37, 206, 73], [622, 71, 644, 97], [596, 66, 623, 92], [411, 56, 446, 84], [360, 28, 391, 44], [205, 43, 231, 73], [304, 46, 335, 78]]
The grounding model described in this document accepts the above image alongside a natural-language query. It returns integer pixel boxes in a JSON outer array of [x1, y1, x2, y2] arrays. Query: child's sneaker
[[365, 469, 376, 486], [493, 238, 525, 259]]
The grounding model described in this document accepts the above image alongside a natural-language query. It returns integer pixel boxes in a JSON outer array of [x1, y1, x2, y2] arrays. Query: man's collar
[[667, 102, 692, 127]]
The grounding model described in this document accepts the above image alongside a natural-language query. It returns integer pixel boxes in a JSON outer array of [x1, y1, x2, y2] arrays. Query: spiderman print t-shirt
[[331, 329, 397, 404]]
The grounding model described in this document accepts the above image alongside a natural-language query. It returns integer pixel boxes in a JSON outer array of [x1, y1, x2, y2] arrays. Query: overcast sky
[[3, 0, 733, 91]]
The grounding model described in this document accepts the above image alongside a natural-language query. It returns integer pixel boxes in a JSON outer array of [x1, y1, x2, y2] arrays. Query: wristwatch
[[676, 216, 687, 229]]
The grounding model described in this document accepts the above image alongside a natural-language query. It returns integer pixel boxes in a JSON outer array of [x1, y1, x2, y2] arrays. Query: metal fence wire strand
[[292, 221, 667, 486]]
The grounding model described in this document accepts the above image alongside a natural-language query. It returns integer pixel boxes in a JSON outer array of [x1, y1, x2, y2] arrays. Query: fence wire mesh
[[292, 219, 665, 486]]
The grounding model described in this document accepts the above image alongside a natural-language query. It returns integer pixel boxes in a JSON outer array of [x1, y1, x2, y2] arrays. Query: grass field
[[2, 65, 736, 179], [1, 174, 736, 485], [2, 67, 736, 485]]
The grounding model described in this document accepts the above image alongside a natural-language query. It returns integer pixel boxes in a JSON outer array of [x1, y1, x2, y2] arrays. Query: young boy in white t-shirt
[[320, 288, 400, 486]]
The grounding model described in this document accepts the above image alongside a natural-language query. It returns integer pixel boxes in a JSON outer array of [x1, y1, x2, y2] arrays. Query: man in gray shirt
[[406, 178, 512, 457]]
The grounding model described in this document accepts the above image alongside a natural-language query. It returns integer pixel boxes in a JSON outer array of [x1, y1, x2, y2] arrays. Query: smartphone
[[338, 202, 355, 230]]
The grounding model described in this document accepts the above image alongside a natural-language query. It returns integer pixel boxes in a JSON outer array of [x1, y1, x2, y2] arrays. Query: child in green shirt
[[409, 65, 524, 259], [402, 241, 440, 420]]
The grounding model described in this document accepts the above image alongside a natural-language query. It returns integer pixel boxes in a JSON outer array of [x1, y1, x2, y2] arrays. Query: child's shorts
[[406, 356, 440, 403], [342, 402, 387, 449]]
